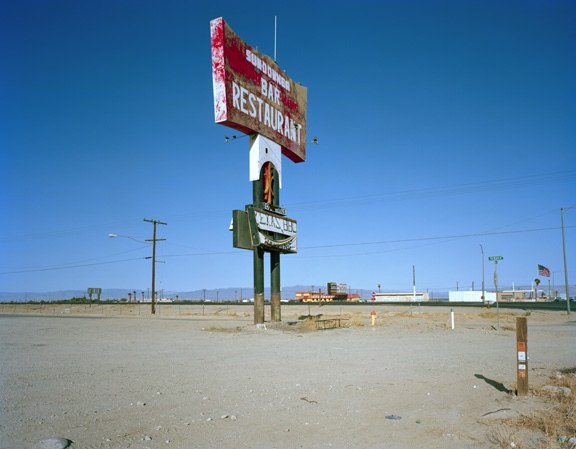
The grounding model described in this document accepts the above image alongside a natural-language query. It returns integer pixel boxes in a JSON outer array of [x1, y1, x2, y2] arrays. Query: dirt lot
[[1, 304, 574, 449]]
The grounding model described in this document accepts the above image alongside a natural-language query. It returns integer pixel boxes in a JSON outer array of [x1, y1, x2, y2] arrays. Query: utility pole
[[144, 218, 167, 315], [479, 244, 485, 307], [561, 206, 574, 315], [489, 256, 503, 329]]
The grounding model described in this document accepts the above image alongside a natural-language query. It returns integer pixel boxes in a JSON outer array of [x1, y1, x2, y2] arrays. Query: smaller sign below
[[232, 207, 298, 254], [518, 351, 526, 362], [250, 207, 297, 254], [231, 210, 253, 250]]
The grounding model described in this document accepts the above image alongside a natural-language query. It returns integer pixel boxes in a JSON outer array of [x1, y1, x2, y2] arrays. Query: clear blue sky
[[1, 0, 575, 297]]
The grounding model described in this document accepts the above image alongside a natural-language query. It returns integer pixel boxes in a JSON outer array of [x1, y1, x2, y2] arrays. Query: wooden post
[[516, 317, 528, 396]]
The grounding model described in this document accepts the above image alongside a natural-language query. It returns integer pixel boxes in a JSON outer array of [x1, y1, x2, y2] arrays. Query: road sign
[[488, 256, 503, 261], [371, 292, 376, 301]]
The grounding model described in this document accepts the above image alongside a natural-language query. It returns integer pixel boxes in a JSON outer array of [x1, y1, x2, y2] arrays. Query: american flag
[[538, 264, 551, 277]]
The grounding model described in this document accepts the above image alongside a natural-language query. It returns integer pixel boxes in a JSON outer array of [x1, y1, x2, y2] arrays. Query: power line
[[301, 226, 573, 250], [0, 257, 147, 274], [283, 170, 576, 212], [2, 224, 573, 274], [3, 169, 572, 244]]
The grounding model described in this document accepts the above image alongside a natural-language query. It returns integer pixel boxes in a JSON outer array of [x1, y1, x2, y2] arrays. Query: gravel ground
[[1, 305, 574, 449]]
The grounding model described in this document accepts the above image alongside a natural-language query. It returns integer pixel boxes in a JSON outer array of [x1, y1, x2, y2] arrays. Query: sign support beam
[[271, 251, 281, 322], [270, 162, 282, 322], [252, 174, 265, 325], [253, 246, 265, 325]]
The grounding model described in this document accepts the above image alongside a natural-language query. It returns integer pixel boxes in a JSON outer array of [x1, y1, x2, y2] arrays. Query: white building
[[372, 292, 429, 302], [448, 291, 496, 303]]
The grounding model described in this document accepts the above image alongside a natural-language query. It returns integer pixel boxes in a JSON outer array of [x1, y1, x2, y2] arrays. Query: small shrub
[[495, 367, 576, 447]]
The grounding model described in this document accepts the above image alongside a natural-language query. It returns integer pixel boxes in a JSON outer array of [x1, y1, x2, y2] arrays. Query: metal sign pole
[[270, 165, 281, 322], [252, 177, 265, 325], [494, 260, 499, 330]]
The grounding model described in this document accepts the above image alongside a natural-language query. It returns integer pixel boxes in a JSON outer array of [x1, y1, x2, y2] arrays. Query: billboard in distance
[[210, 17, 308, 163]]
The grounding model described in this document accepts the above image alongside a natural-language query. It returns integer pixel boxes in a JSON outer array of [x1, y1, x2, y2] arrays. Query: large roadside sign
[[210, 17, 308, 163]]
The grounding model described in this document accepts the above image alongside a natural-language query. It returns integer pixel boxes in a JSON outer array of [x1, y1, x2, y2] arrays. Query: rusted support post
[[270, 164, 282, 322], [271, 251, 281, 321], [253, 247, 265, 325]]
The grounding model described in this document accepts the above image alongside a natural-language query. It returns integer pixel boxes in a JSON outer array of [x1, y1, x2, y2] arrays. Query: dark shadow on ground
[[474, 374, 511, 393]]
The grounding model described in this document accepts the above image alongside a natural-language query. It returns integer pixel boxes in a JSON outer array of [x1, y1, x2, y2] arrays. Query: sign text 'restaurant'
[[210, 17, 307, 163]]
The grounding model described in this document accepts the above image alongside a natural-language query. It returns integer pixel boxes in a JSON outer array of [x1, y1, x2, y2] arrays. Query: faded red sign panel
[[210, 17, 308, 163]]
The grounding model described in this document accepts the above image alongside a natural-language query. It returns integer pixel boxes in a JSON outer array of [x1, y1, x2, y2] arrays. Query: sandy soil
[[0, 304, 574, 449]]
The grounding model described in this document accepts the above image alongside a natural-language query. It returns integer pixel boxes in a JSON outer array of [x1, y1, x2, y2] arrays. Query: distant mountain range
[[2, 284, 571, 303], [0, 285, 427, 302]]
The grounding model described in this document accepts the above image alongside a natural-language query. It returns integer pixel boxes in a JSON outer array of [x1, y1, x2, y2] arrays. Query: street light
[[109, 219, 167, 315], [108, 233, 145, 243], [560, 205, 575, 315], [109, 233, 148, 305]]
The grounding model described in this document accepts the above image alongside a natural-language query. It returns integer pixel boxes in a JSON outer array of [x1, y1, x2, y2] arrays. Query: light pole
[[489, 255, 503, 329], [552, 270, 563, 300], [479, 244, 485, 306], [108, 233, 149, 304], [109, 218, 167, 315], [561, 205, 575, 315]]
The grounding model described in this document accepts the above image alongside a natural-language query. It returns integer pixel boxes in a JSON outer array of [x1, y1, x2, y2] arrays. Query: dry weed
[[298, 319, 321, 331], [479, 311, 519, 321], [203, 326, 244, 333], [291, 314, 363, 331], [488, 425, 528, 449], [496, 368, 576, 448]]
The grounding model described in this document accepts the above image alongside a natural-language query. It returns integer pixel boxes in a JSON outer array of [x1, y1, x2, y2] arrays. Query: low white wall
[[448, 291, 496, 303]]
